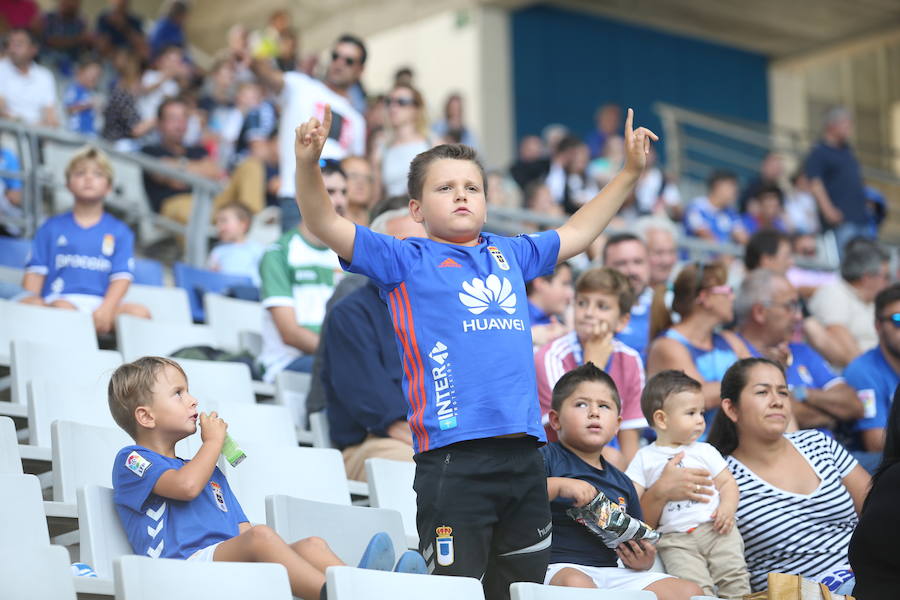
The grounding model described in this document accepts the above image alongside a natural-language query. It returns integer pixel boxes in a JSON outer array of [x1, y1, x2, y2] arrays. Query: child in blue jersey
[[64, 58, 102, 136], [108, 356, 425, 600], [542, 363, 702, 599], [293, 104, 657, 599], [20, 146, 150, 334]]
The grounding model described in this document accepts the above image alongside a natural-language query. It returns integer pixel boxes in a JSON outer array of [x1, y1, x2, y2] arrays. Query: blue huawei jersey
[[844, 347, 900, 445], [113, 446, 248, 560], [25, 211, 134, 298], [342, 225, 560, 453]]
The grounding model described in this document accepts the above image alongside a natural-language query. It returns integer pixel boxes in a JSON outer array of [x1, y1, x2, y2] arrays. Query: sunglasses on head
[[331, 51, 357, 66], [385, 97, 416, 107], [880, 313, 900, 328]]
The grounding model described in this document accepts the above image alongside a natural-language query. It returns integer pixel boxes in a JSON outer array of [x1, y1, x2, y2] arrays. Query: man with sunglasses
[[734, 269, 862, 434], [251, 33, 367, 231], [842, 283, 900, 467]]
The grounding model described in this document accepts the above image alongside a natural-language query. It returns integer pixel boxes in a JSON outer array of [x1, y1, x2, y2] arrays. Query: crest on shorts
[[125, 451, 151, 478], [436, 525, 454, 566], [210, 481, 228, 512]]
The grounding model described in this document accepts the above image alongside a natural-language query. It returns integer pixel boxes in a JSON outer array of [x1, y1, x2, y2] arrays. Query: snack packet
[[567, 492, 660, 549], [221, 434, 246, 467]]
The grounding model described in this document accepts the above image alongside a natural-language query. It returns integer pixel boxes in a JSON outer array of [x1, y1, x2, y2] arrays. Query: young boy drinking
[[292, 105, 657, 598], [21, 146, 150, 334], [625, 370, 750, 598], [542, 363, 701, 599], [108, 356, 424, 600], [535, 266, 647, 466]]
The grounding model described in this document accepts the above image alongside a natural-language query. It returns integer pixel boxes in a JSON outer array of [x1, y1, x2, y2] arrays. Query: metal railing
[[654, 102, 900, 189], [0, 119, 222, 266]]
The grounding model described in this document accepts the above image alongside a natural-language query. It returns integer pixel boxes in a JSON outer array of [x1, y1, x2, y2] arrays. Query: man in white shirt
[[0, 29, 59, 127], [808, 238, 890, 368], [252, 34, 367, 231]]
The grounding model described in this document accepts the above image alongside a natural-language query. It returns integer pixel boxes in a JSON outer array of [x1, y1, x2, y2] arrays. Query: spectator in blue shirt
[[741, 185, 788, 235], [603, 233, 653, 359], [149, 0, 188, 59], [734, 269, 862, 433], [685, 170, 748, 246], [20, 146, 150, 334], [844, 283, 900, 459], [63, 57, 102, 136], [805, 108, 871, 253], [526, 262, 573, 347], [320, 208, 426, 481], [38, 0, 90, 77], [0, 147, 24, 237]]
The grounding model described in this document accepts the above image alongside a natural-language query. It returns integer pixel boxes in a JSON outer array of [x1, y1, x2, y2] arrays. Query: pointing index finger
[[624, 107, 634, 139], [322, 104, 333, 135]]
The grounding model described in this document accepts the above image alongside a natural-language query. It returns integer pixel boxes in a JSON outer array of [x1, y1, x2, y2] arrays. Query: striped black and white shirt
[[727, 430, 858, 592]]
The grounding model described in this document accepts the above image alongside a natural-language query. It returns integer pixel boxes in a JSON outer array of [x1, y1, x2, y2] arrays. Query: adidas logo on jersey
[[458, 275, 516, 315], [438, 258, 461, 268]]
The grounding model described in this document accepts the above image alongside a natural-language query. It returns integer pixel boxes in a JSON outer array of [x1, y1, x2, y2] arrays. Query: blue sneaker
[[357, 532, 395, 571], [393, 550, 427, 574]]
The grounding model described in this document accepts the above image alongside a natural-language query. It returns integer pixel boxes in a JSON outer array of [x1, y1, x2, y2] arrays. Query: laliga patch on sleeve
[[858, 389, 877, 419], [125, 451, 152, 477]]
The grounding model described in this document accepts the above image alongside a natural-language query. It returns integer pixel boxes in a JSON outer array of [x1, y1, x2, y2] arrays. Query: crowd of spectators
[[1, 1, 898, 596]]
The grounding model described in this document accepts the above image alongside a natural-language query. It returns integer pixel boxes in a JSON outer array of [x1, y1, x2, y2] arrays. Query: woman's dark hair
[[707, 357, 785, 456], [865, 384, 900, 512], [648, 261, 726, 341]]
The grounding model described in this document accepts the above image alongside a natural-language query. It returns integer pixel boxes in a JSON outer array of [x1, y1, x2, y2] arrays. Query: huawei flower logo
[[458, 275, 517, 315]]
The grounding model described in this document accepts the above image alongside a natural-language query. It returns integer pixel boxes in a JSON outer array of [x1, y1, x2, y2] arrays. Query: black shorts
[[413, 437, 551, 600]]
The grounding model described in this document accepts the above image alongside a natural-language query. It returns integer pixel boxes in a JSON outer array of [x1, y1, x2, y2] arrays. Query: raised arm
[[294, 105, 357, 261], [250, 57, 285, 94], [556, 109, 657, 262]]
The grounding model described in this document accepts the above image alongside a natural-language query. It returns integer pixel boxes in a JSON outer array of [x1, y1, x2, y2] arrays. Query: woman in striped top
[[708, 358, 870, 592]]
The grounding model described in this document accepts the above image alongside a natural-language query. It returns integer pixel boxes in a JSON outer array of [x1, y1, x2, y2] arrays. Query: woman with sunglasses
[[372, 83, 431, 198], [647, 261, 751, 434]]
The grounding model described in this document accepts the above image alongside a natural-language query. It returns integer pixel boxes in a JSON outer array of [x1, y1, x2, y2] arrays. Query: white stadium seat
[[11, 340, 121, 406], [0, 416, 23, 474], [326, 566, 485, 600], [27, 378, 116, 447], [204, 293, 263, 352], [52, 420, 132, 504], [225, 444, 350, 524], [266, 495, 408, 565], [115, 555, 292, 600], [116, 314, 218, 362], [175, 358, 256, 406], [365, 458, 419, 549], [78, 485, 133, 579], [0, 473, 50, 546], [123, 283, 192, 325], [1, 545, 77, 600], [0, 300, 97, 365]]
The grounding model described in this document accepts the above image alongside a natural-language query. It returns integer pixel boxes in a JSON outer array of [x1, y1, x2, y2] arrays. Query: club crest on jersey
[[487, 246, 509, 271], [125, 451, 151, 477], [210, 482, 228, 512], [102, 234, 115, 256], [436, 526, 454, 566]]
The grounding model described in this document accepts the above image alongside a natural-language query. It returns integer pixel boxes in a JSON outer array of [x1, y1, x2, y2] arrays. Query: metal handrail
[[0, 118, 222, 265]]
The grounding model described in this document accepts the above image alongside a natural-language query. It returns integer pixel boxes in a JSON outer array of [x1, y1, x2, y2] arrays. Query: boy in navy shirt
[[293, 105, 657, 598], [542, 363, 702, 599], [21, 146, 150, 334], [109, 356, 424, 600]]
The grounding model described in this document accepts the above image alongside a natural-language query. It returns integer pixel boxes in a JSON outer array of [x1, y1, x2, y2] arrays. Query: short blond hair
[[65, 145, 114, 183], [108, 357, 187, 439]]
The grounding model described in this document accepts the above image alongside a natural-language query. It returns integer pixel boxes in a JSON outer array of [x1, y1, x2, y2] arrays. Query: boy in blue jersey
[[542, 363, 702, 599], [21, 146, 149, 334], [109, 356, 424, 600], [292, 104, 657, 598]]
